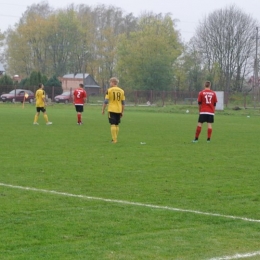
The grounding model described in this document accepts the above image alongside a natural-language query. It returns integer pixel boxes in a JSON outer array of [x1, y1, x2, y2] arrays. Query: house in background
[[0, 62, 5, 76], [60, 73, 100, 95]]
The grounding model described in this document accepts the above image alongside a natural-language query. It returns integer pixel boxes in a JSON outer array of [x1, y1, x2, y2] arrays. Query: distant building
[[60, 73, 100, 96], [0, 62, 5, 76]]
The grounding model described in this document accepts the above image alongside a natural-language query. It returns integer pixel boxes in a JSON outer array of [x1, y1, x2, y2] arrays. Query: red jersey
[[198, 89, 217, 115], [73, 88, 87, 105]]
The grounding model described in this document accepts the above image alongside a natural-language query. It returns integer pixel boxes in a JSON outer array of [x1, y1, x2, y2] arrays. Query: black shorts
[[36, 107, 46, 113], [198, 114, 214, 123], [75, 105, 84, 113], [108, 112, 121, 125]]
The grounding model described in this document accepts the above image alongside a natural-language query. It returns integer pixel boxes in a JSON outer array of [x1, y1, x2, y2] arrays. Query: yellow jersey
[[35, 89, 45, 107], [105, 86, 125, 113]]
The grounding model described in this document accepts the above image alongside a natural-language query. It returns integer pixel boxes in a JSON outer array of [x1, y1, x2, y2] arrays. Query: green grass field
[[0, 103, 260, 260]]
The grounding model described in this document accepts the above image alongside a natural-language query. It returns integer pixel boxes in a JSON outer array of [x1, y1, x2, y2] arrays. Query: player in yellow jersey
[[33, 83, 52, 125], [102, 77, 125, 143]]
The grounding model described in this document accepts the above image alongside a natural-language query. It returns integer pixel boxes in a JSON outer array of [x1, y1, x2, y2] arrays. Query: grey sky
[[1, 0, 260, 41]]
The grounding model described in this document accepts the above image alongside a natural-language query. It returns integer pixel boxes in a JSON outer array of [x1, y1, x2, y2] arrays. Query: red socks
[[195, 126, 213, 140], [208, 128, 212, 139], [195, 126, 202, 139], [77, 113, 81, 123]]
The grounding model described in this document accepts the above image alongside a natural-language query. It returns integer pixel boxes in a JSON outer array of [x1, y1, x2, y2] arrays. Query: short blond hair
[[110, 77, 119, 84]]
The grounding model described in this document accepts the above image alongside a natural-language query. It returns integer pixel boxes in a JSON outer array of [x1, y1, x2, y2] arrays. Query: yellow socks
[[34, 114, 39, 123], [44, 114, 49, 123], [111, 125, 117, 142]]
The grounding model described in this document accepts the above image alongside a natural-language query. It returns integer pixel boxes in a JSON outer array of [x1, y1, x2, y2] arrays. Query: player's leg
[[109, 112, 117, 143], [193, 115, 203, 142], [42, 108, 52, 125], [207, 116, 214, 142], [115, 114, 121, 141], [79, 106, 84, 124], [77, 112, 81, 124], [33, 108, 40, 124], [116, 124, 119, 138], [111, 124, 117, 143], [75, 105, 81, 124], [207, 125, 212, 142]]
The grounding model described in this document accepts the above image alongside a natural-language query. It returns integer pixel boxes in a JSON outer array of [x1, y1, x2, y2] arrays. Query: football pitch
[[0, 103, 259, 260]]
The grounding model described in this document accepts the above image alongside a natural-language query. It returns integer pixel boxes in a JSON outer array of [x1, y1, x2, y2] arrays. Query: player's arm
[[213, 94, 217, 110], [102, 99, 108, 114], [42, 93, 46, 107], [198, 96, 202, 112], [121, 100, 125, 117], [198, 102, 202, 112], [72, 91, 75, 104], [84, 91, 87, 103], [197, 93, 202, 112], [102, 91, 109, 114], [214, 94, 217, 106]]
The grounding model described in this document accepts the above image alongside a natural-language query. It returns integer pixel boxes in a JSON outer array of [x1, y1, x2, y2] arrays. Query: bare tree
[[193, 5, 258, 92]]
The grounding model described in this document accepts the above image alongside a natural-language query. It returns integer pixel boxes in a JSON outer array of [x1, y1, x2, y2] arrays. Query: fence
[[0, 85, 62, 101], [1, 85, 260, 108], [123, 90, 260, 108]]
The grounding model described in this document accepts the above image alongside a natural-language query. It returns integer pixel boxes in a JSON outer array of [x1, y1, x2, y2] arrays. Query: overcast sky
[[1, 0, 260, 42]]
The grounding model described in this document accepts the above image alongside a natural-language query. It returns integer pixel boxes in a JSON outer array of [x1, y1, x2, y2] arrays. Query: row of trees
[[0, 71, 61, 89], [0, 3, 259, 92]]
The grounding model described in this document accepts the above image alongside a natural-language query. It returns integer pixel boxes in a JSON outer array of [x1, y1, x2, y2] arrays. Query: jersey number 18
[[112, 92, 121, 101]]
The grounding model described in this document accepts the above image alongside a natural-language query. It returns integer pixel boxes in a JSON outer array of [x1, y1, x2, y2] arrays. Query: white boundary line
[[208, 251, 260, 260], [0, 182, 259, 260], [0, 182, 260, 223]]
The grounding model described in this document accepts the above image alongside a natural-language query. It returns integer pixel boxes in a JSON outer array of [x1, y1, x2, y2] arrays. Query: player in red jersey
[[73, 83, 87, 125], [192, 81, 218, 143]]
